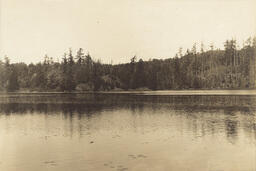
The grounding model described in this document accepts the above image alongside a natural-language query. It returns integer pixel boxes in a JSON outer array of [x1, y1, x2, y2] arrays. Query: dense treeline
[[0, 37, 255, 92]]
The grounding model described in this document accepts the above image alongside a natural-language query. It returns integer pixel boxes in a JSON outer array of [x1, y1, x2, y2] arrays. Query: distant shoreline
[[101, 89, 256, 95], [1, 89, 256, 96]]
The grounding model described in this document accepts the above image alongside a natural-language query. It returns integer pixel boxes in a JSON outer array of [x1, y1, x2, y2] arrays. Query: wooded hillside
[[0, 37, 255, 92]]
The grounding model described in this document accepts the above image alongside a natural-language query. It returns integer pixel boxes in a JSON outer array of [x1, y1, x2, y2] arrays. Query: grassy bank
[[1, 89, 256, 96]]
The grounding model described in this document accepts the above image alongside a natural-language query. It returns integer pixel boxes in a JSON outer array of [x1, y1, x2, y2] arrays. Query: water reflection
[[0, 94, 255, 111], [225, 119, 238, 144], [0, 94, 255, 171], [0, 94, 255, 143]]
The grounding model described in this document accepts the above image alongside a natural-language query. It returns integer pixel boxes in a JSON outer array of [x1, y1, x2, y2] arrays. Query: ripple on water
[[44, 161, 57, 166]]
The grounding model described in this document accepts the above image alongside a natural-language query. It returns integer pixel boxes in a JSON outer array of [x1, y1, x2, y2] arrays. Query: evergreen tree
[[7, 66, 19, 92]]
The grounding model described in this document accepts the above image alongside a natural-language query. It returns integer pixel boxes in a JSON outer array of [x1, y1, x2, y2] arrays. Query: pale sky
[[0, 0, 255, 64]]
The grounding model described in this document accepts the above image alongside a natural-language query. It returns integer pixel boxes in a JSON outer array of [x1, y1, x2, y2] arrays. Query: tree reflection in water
[[0, 94, 255, 144]]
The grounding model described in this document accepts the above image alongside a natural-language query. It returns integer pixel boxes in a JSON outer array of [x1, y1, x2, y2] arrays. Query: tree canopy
[[0, 37, 255, 92]]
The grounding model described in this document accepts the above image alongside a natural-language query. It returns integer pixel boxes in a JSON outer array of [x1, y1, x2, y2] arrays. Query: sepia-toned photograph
[[0, 0, 255, 170]]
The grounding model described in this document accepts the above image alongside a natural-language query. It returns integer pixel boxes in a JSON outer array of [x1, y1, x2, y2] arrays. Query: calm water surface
[[0, 93, 255, 171]]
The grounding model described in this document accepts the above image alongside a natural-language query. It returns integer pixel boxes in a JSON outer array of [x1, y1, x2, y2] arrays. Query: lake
[[0, 93, 255, 171]]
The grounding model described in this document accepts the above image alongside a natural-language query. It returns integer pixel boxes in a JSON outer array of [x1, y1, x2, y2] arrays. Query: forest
[[0, 37, 255, 92]]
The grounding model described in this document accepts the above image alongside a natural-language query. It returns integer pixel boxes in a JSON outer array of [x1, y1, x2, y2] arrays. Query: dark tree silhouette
[[0, 37, 255, 92]]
